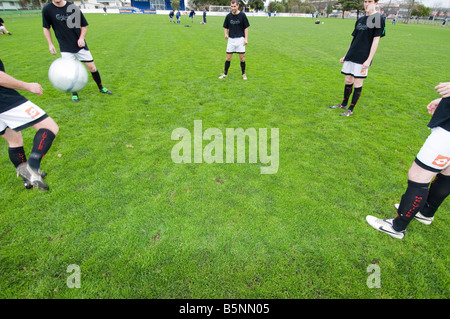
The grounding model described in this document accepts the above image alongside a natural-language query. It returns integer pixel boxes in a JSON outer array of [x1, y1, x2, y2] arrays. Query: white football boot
[[366, 216, 406, 239]]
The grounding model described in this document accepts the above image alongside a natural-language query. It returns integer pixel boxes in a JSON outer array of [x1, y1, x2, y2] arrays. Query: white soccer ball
[[48, 58, 88, 92]]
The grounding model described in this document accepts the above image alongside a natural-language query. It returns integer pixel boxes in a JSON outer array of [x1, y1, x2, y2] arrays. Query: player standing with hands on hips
[[218, 0, 250, 80], [42, 0, 112, 103], [367, 82, 450, 239], [330, 0, 385, 116]]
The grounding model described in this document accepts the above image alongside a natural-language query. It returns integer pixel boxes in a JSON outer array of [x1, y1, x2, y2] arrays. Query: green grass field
[[0, 12, 449, 299]]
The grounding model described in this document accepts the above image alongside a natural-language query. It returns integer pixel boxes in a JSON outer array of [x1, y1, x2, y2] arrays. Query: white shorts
[[341, 61, 369, 78], [416, 126, 450, 172], [61, 49, 94, 63], [226, 37, 246, 54], [0, 100, 47, 133]]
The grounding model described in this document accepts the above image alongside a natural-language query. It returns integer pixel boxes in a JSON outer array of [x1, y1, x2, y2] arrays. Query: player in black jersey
[[367, 82, 450, 239], [189, 9, 195, 23], [218, 0, 250, 80], [42, 0, 111, 103], [0, 58, 59, 190], [330, 0, 385, 116]]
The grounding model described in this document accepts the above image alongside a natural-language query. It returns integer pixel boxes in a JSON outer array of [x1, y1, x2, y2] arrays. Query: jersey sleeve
[[243, 14, 250, 29], [223, 15, 229, 29], [42, 7, 51, 29], [80, 10, 89, 27], [351, 19, 358, 37], [374, 15, 386, 38]]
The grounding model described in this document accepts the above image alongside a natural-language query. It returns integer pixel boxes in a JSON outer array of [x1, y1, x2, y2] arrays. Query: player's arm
[[362, 36, 380, 69], [78, 26, 87, 48], [0, 71, 43, 95], [224, 28, 229, 39], [43, 27, 57, 55], [244, 27, 248, 45]]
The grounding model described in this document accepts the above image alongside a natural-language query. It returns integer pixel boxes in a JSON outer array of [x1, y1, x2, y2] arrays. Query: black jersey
[[0, 17, 4, 26], [428, 97, 450, 132], [42, 1, 89, 53], [223, 11, 250, 39], [0, 58, 28, 113], [344, 13, 385, 64]]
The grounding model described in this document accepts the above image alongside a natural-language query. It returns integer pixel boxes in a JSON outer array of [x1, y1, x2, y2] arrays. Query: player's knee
[[48, 119, 59, 136], [2, 128, 24, 147], [408, 161, 436, 183], [441, 165, 450, 176], [84, 62, 96, 73], [35, 117, 59, 136]]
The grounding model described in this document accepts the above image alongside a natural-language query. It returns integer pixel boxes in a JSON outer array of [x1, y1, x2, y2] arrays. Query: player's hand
[[77, 38, 85, 48], [426, 98, 442, 115], [362, 60, 371, 69], [49, 44, 57, 55], [244, 39, 248, 46], [435, 82, 450, 98], [340, 57, 345, 63], [225, 34, 228, 40], [27, 83, 43, 96]]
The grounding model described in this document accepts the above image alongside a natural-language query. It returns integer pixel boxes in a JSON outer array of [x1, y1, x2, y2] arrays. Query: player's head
[[230, 0, 239, 13], [364, 0, 379, 11], [364, 0, 379, 13]]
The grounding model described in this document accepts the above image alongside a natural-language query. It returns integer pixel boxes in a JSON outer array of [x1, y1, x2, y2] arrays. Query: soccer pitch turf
[[0, 13, 449, 300]]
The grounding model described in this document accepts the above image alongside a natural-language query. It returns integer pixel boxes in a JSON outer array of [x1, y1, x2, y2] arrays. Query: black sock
[[28, 129, 56, 170], [421, 174, 450, 218], [240, 61, 246, 75], [348, 86, 362, 112], [393, 180, 429, 231], [91, 70, 103, 90], [8, 146, 27, 168], [224, 61, 231, 74], [342, 84, 353, 106]]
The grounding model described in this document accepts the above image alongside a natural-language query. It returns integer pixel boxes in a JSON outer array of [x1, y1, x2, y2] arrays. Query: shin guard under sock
[[393, 180, 429, 231], [28, 129, 56, 170], [421, 174, 450, 218]]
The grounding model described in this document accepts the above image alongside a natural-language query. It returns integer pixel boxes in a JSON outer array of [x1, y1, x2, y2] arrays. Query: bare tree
[[405, 0, 415, 24]]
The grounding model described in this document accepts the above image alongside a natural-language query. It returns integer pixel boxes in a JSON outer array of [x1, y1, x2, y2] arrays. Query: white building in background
[[0, 0, 22, 10], [75, 0, 130, 8]]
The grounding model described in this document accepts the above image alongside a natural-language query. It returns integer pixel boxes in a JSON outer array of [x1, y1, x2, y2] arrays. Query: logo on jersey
[[432, 154, 450, 168], [25, 106, 40, 119]]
